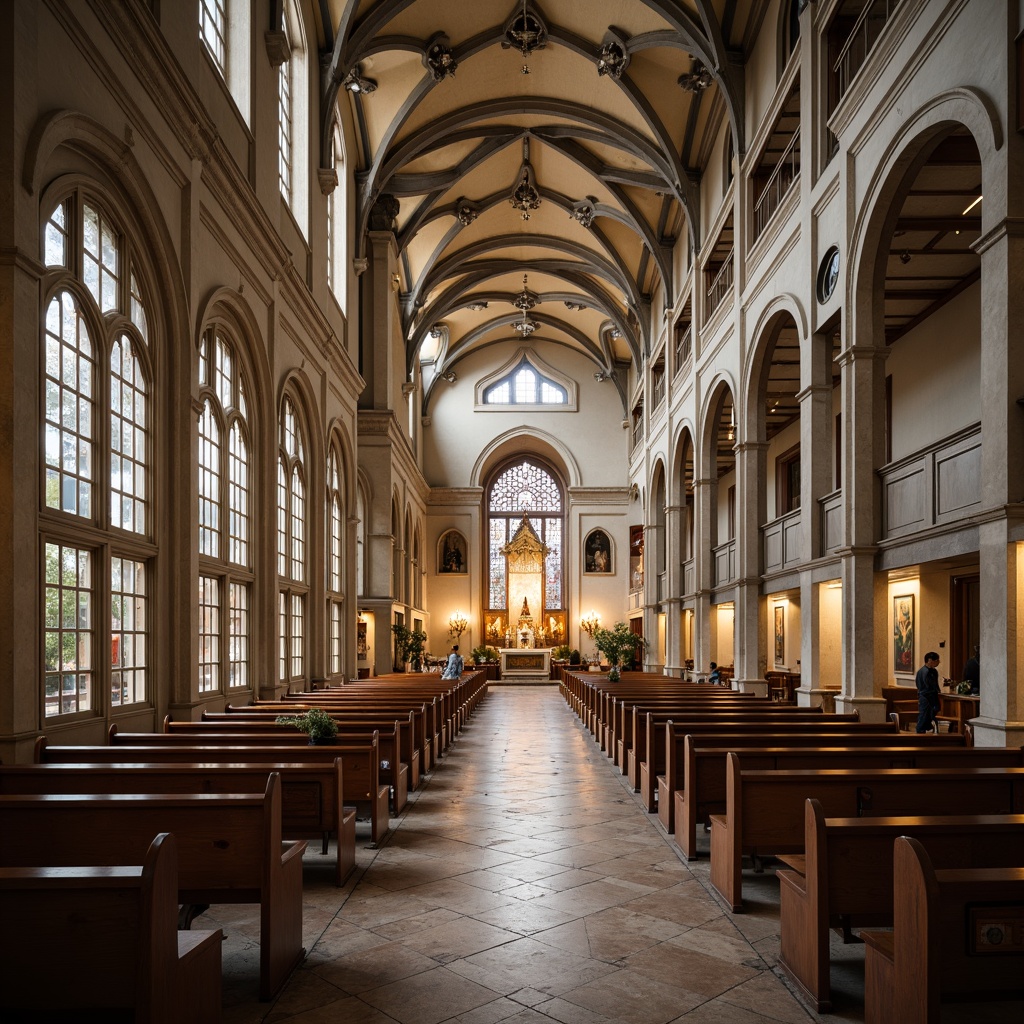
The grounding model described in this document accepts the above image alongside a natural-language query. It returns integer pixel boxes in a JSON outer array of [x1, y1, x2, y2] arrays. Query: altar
[[499, 648, 552, 682]]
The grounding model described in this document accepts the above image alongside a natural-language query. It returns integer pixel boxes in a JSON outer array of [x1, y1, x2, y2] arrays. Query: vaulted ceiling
[[314, 1, 767, 390]]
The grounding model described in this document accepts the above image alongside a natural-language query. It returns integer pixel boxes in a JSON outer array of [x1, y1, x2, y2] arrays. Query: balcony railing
[[712, 539, 736, 587], [753, 127, 800, 242], [833, 0, 903, 107], [674, 324, 692, 373], [705, 249, 734, 321], [652, 370, 665, 408], [762, 508, 802, 574], [631, 417, 643, 453], [682, 558, 695, 597], [819, 490, 844, 557]]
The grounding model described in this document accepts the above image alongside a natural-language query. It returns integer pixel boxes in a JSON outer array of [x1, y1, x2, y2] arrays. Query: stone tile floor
[[199, 686, 1002, 1024]]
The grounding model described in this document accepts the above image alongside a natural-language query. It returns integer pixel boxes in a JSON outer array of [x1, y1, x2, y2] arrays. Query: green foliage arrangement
[[391, 623, 428, 670], [594, 622, 649, 681], [275, 707, 338, 742], [552, 644, 573, 660], [470, 645, 500, 664]]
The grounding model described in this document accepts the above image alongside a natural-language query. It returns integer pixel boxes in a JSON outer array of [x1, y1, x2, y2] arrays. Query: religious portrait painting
[[773, 605, 785, 664], [438, 530, 467, 574], [893, 594, 914, 674], [584, 529, 612, 574]]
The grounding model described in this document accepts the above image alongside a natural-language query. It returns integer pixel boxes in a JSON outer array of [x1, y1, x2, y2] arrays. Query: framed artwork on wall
[[438, 530, 467, 574], [893, 594, 914, 674], [584, 529, 612, 574], [774, 605, 785, 664]]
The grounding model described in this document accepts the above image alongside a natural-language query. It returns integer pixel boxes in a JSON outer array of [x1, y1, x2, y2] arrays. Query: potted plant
[[552, 644, 573, 661], [594, 622, 649, 682], [391, 623, 428, 671], [275, 707, 338, 744], [470, 645, 500, 665]]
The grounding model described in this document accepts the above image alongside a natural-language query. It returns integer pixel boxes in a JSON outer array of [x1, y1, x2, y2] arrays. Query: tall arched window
[[197, 328, 252, 693], [278, 396, 307, 686], [277, 0, 308, 234], [40, 191, 155, 718], [327, 123, 346, 308], [326, 444, 344, 675], [487, 459, 564, 613]]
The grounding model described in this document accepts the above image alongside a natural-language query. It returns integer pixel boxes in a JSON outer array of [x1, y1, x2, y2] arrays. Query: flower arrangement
[[594, 622, 649, 682], [470, 645, 500, 664], [955, 680, 973, 696], [275, 707, 338, 743]]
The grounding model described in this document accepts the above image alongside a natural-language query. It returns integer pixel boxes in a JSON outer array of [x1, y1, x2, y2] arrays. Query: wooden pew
[[40, 734, 391, 844], [1, 758, 356, 887], [863, 837, 1024, 1023], [709, 754, 1024, 911], [637, 708, 856, 810], [668, 728, 963, 855], [0, 831, 222, 1024], [160, 716, 410, 815], [0, 773, 304, 1000], [777, 798, 1024, 1011]]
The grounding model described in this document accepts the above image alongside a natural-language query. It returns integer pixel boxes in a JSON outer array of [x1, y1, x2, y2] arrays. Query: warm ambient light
[[448, 611, 468, 642], [580, 611, 601, 638], [962, 194, 982, 215]]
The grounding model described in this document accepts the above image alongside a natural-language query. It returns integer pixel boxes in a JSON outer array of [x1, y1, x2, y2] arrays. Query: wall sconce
[[899, 250, 911, 265], [448, 610, 468, 642], [391, 273, 401, 290], [580, 611, 601, 639]]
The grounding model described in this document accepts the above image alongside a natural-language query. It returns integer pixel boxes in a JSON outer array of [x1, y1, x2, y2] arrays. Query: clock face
[[817, 246, 840, 303]]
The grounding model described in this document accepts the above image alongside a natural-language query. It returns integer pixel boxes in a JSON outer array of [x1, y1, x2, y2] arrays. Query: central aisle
[[264, 687, 810, 1024]]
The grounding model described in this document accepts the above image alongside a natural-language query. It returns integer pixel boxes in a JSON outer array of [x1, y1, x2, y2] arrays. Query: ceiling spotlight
[[467, 301, 489, 312], [594, 371, 608, 382], [899, 250, 911, 264], [678, 59, 712, 93], [564, 300, 585, 311], [343, 66, 377, 95]]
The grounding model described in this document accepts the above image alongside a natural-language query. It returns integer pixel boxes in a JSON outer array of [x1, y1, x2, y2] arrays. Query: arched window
[[197, 328, 252, 693], [278, 396, 307, 686], [484, 359, 567, 405], [40, 191, 154, 718], [327, 123, 346, 308], [277, 0, 308, 233], [326, 444, 344, 675], [487, 459, 564, 612]]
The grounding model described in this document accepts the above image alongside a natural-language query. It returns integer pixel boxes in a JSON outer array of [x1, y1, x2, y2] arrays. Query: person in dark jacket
[[962, 646, 980, 695], [915, 651, 941, 733]]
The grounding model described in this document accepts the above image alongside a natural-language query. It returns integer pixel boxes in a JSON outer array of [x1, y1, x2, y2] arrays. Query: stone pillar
[[692, 476, 714, 674], [663, 504, 682, 674], [834, 343, 888, 722], [643, 520, 664, 673], [970, 221, 1024, 746], [363, 194, 401, 413], [734, 441, 768, 695]]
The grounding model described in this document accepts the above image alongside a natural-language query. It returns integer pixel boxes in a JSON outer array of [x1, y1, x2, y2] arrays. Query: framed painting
[[893, 594, 914, 674], [773, 605, 785, 664], [438, 530, 467, 574], [584, 528, 613, 574]]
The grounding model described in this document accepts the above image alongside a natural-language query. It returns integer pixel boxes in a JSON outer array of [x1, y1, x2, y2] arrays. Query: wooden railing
[[753, 127, 800, 241], [819, 489, 843, 556], [712, 539, 736, 587], [762, 508, 802, 573], [674, 324, 692, 373], [705, 249, 734, 320], [833, 0, 903, 106]]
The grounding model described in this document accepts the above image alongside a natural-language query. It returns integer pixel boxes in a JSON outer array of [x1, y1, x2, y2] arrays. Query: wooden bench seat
[[0, 773, 304, 1000], [39, 735, 391, 844], [709, 754, 1024, 911], [159, 717, 410, 815], [667, 728, 963, 855], [0, 759, 357, 886], [863, 837, 1024, 1023], [777, 797, 1024, 1011], [636, 708, 856, 810], [0, 832, 222, 1024]]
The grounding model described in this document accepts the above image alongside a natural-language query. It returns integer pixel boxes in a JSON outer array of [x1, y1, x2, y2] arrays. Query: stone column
[[834, 343, 888, 721], [734, 441, 768, 695], [663, 503, 682, 675], [971, 221, 1024, 746], [692, 475, 714, 675]]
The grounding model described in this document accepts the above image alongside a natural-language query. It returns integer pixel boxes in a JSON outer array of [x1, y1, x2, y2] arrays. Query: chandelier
[[509, 138, 541, 220], [511, 274, 538, 336], [503, 0, 547, 74]]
